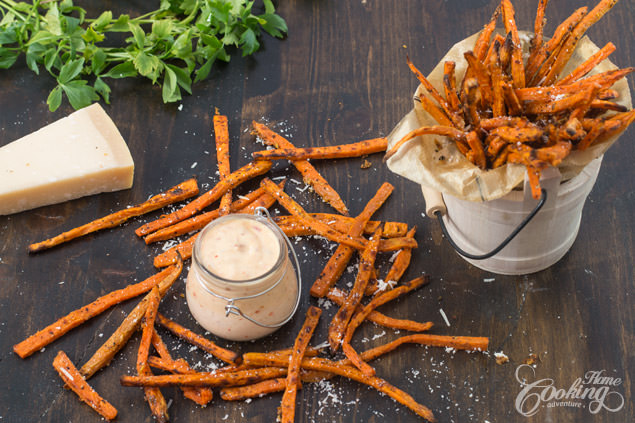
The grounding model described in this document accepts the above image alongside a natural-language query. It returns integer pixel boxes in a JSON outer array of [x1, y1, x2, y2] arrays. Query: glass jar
[[185, 212, 300, 341]]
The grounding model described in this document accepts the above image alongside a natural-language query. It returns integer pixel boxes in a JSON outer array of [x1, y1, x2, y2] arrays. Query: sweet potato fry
[[136, 287, 169, 423], [79, 259, 182, 378], [13, 265, 177, 359], [417, 93, 454, 127], [156, 313, 240, 364], [502, 82, 523, 116], [328, 228, 382, 350], [120, 366, 288, 388], [28, 178, 199, 253], [53, 351, 118, 421], [136, 160, 272, 236], [384, 125, 465, 161], [557, 42, 616, 85], [252, 121, 349, 215], [359, 334, 489, 361], [280, 306, 322, 423], [214, 112, 233, 216], [261, 178, 366, 250], [541, 0, 618, 86], [488, 45, 506, 118], [220, 378, 289, 401], [310, 183, 393, 297], [589, 99, 628, 112], [327, 287, 433, 332], [137, 287, 161, 372], [473, 6, 501, 61], [463, 51, 492, 104], [144, 184, 269, 244], [531, 0, 550, 55], [407, 56, 463, 129], [343, 276, 431, 375], [523, 89, 592, 114], [443, 61, 461, 112], [501, 0, 525, 88], [252, 138, 388, 161], [463, 77, 482, 128], [465, 130, 487, 169]]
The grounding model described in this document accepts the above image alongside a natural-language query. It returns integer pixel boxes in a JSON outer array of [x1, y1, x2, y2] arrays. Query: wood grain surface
[[0, 1, 633, 422]]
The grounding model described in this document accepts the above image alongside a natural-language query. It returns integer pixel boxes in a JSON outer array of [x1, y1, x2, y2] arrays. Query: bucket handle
[[423, 187, 547, 260]]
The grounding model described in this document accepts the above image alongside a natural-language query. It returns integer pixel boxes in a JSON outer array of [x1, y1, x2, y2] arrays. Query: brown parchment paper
[[386, 31, 632, 202]]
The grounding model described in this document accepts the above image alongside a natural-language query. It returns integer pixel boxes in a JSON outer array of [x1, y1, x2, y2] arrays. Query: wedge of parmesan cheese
[[0, 104, 134, 215]]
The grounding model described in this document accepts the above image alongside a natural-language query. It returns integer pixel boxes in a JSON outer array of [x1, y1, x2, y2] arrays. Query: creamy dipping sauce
[[186, 214, 298, 341], [197, 218, 279, 280]]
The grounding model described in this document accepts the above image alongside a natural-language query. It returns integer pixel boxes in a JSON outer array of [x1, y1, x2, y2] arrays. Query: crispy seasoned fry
[[531, 0, 550, 55], [136, 160, 272, 236], [281, 306, 322, 423], [136, 287, 169, 423], [252, 138, 388, 161], [220, 378, 288, 401], [137, 287, 161, 372], [474, 6, 501, 61], [328, 228, 382, 350], [144, 185, 269, 244], [384, 125, 465, 161], [463, 77, 482, 127], [79, 259, 182, 378], [542, 0, 619, 86], [214, 112, 233, 216], [156, 313, 240, 364], [443, 61, 461, 112], [589, 99, 628, 112], [261, 178, 366, 250], [488, 44, 506, 118], [463, 51, 492, 104], [577, 118, 620, 150], [53, 351, 118, 421], [407, 56, 463, 129], [120, 366, 288, 388], [252, 121, 349, 215], [310, 183, 393, 297], [418, 93, 454, 127], [557, 42, 616, 85], [501, 0, 525, 88], [359, 334, 489, 362], [28, 178, 199, 252], [327, 287, 433, 332], [343, 276, 431, 375], [13, 265, 177, 359], [465, 131, 487, 169]]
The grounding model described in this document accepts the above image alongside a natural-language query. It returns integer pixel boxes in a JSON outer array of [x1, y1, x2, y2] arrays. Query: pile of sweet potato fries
[[16, 108, 489, 422], [385, 0, 634, 199]]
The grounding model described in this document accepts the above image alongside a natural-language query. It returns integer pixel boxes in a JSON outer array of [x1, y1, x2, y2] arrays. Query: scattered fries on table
[[385, 0, 634, 200], [16, 107, 488, 423]]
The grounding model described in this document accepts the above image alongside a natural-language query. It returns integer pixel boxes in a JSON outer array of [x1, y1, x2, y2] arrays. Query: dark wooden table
[[1, 1, 633, 422]]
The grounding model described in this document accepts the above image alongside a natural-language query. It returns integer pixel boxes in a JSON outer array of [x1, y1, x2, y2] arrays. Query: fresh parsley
[[0, 0, 287, 111]]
